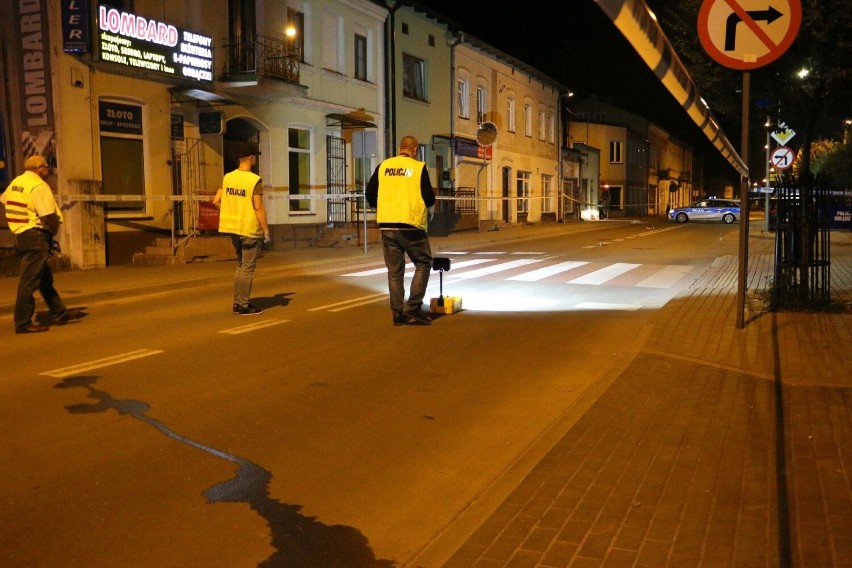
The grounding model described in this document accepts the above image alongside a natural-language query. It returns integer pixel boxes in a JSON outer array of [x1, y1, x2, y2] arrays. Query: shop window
[[99, 100, 144, 213]]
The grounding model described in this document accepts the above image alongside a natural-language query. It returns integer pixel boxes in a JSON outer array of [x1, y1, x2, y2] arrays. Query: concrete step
[[133, 235, 236, 265]]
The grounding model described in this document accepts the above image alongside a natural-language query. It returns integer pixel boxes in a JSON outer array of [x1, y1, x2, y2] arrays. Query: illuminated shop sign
[[97, 5, 213, 82]]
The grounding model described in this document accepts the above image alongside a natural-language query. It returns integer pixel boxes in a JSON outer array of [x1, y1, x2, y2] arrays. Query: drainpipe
[[384, 1, 403, 156], [449, 33, 463, 212]]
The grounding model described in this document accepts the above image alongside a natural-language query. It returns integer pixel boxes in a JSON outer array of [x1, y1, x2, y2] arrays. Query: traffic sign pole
[[736, 71, 750, 329], [765, 116, 771, 232]]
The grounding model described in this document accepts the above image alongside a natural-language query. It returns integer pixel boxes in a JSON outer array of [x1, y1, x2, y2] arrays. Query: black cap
[[237, 149, 260, 158]]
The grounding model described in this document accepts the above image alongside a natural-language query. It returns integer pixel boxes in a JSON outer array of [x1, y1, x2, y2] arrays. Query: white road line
[[510, 252, 546, 255], [328, 296, 388, 312], [343, 266, 389, 277], [473, 251, 507, 255], [218, 319, 289, 335], [40, 349, 165, 378], [636, 265, 695, 288], [450, 258, 545, 279], [307, 292, 387, 312], [567, 263, 641, 285], [507, 260, 589, 281], [576, 302, 642, 311]]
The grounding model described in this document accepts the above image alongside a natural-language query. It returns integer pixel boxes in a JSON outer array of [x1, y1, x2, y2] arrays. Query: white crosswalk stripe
[[567, 263, 641, 285], [339, 252, 694, 290], [449, 258, 545, 279], [635, 264, 695, 288], [507, 260, 589, 282]]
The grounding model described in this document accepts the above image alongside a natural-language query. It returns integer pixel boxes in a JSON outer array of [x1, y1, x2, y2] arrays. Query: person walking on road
[[366, 136, 436, 326], [1, 155, 69, 334], [212, 149, 270, 316]]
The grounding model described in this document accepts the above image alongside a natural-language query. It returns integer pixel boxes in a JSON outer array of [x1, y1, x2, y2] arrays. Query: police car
[[668, 198, 741, 224]]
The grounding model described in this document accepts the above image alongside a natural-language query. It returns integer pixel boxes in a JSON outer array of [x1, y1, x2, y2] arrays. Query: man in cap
[[212, 148, 270, 315], [1, 155, 69, 333], [366, 135, 436, 325]]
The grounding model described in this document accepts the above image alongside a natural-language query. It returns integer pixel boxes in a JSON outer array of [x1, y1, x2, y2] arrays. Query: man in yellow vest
[[1, 155, 68, 333], [366, 136, 436, 325], [212, 148, 270, 315]]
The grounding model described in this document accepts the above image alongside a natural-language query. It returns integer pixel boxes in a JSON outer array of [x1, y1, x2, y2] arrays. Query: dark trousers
[[381, 228, 432, 315], [230, 235, 263, 306], [13, 229, 65, 328]]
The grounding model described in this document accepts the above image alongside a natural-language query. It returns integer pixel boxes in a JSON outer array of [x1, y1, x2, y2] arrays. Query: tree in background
[[649, 0, 852, 181]]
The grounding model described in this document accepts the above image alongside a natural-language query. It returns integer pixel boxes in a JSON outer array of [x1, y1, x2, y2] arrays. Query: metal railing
[[222, 32, 300, 83]]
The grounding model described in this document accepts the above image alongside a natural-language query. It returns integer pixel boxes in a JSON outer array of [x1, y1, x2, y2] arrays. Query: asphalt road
[[0, 221, 742, 567]]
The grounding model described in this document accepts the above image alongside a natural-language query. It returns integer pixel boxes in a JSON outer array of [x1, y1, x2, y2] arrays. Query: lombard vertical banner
[[15, 0, 55, 163]]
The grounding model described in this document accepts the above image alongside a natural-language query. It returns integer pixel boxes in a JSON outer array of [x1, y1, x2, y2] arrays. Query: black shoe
[[52, 309, 69, 325], [16, 323, 49, 334], [405, 309, 432, 325], [393, 312, 411, 326], [236, 303, 263, 316], [232, 303, 239, 314]]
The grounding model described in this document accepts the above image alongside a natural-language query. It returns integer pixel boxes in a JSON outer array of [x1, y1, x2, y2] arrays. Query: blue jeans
[[230, 235, 262, 306], [13, 229, 65, 328], [381, 228, 432, 315]]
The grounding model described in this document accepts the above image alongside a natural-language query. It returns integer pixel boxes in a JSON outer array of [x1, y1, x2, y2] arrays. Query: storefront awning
[[325, 113, 376, 129]]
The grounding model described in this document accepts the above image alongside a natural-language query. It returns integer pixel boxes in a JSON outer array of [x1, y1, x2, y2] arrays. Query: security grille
[[326, 135, 347, 224]]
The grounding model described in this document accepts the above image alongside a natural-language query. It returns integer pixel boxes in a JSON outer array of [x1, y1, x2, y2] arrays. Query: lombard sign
[[97, 5, 213, 82]]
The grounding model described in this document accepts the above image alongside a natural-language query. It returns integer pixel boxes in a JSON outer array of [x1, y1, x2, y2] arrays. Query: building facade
[[450, 36, 564, 229], [1, 0, 573, 270], [0, 0, 387, 267], [570, 98, 696, 218]]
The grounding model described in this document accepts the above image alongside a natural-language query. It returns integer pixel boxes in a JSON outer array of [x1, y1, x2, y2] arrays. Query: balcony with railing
[[220, 31, 304, 99]]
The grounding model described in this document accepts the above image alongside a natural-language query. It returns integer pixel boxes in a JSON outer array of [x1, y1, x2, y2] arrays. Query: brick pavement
[[438, 231, 852, 568]]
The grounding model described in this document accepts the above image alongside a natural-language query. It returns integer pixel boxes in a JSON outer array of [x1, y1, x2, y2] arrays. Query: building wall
[[389, 6, 453, 180], [0, 0, 386, 266], [454, 43, 561, 225]]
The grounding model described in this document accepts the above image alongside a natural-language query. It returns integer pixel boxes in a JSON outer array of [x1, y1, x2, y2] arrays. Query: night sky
[[418, 0, 742, 181]]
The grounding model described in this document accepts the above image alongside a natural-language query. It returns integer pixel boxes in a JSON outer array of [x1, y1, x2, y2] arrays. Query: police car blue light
[[668, 198, 740, 224]]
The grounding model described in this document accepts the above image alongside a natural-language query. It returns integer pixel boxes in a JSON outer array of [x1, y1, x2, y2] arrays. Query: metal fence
[[773, 174, 832, 306]]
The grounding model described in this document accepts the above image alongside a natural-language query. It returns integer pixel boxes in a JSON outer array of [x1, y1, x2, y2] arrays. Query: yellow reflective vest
[[218, 169, 263, 238], [3, 171, 62, 234], [376, 155, 428, 230]]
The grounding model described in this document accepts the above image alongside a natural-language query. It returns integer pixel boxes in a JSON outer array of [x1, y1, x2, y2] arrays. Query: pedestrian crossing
[[340, 252, 696, 290]]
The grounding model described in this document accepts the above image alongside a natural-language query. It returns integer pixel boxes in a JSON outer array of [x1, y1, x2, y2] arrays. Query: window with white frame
[[541, 174, 554, 212], [524, 103, 532, 137], [457, 78, 469, 119], [402, 53, 426, 101], [538, 107, 546, 141], [507, 98, 516, 132], [288, 127, 312, 213], [322, 12, 343, 73], [610, 140, 623, 164], [548, 111, 555, 144], [476, 86, 486, 123], [517, 171, 531, 213], [354, 33, 367, 81]]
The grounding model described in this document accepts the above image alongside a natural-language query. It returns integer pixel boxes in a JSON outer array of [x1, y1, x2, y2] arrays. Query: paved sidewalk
[[424, 228, 852, 567]]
